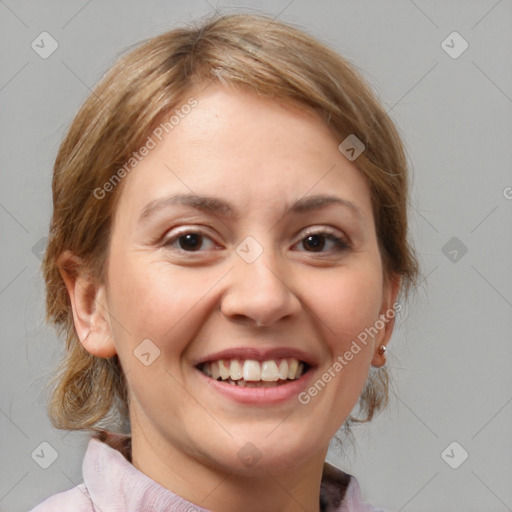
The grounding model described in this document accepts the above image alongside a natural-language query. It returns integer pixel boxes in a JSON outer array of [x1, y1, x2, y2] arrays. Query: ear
[[371, 274, 401, 367], [57, 250, 117, 358]]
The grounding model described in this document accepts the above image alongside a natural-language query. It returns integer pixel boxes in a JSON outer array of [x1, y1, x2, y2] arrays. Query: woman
[[32, 12, 418, 512]]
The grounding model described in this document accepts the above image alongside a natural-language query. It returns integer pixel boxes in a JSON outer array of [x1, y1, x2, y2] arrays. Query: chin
[[199, 425, 326, 475]]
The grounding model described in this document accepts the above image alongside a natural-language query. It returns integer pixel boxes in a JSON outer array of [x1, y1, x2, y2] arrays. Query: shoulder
[[28, 483, 92, 512], [321, 461, 389, 512], [344, 474, 390, 512]]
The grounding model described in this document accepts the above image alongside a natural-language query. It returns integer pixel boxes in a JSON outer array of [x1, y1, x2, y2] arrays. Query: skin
[[59, 84, 400, 512]]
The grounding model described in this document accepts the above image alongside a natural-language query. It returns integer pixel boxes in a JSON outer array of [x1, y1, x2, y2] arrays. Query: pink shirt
[[29, 432, 387, 512]]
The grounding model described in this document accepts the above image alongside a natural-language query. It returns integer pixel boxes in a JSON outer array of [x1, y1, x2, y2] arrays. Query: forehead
[[112, 85, 374, 226]]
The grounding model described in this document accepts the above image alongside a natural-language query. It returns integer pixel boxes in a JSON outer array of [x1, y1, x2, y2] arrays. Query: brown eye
[[297, 232, 350, 253], [178, 233, 203, 251], [303, 234, 325, 252], [163, 230, 218, 252]]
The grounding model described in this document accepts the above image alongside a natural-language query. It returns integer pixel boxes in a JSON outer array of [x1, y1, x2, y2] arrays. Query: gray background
[[1, 0, 511, 511]]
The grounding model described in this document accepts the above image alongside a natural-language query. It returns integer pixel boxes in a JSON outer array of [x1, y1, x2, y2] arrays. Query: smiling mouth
[[198, 358, 309, 388]]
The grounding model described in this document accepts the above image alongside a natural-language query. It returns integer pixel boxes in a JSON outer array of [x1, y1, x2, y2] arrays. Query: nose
[[220, 249, 301, 327]]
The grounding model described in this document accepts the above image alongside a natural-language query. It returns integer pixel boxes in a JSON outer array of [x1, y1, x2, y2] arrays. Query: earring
[[378, 345, 386, 356]]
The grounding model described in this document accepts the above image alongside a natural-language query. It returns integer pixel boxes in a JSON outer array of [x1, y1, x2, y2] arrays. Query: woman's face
[[101, 85, 398, 474]]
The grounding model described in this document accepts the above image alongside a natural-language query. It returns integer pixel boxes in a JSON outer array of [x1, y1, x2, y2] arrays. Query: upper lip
[[193, 346, 319, 367]]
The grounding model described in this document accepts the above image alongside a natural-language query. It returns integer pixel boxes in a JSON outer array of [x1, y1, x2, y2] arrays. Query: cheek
[[308, 261, 384, 349], [296, 267, 382, 434], [106, 255, 218, 358], [105, 257, 213, 419]]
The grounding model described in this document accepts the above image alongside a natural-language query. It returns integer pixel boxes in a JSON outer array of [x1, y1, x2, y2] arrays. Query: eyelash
[[162, 227, 351, 254]]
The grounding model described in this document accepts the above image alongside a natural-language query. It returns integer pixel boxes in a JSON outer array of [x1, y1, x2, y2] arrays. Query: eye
[[161, 227, 350, 254], [163, 230, 218, 252], [294, 230, 350, 253]]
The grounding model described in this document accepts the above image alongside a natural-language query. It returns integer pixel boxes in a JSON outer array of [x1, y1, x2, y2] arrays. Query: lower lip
[[196, 368, 313, 405]]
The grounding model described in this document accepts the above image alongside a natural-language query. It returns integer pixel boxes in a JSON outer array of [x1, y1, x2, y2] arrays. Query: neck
[[128, 420, 326, 512]]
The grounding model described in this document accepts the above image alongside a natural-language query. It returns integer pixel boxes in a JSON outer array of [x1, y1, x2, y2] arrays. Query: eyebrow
[[138, 193, 363, 224]]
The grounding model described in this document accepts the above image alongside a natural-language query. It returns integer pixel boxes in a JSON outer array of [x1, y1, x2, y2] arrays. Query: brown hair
[[42, 13, 419, 435]]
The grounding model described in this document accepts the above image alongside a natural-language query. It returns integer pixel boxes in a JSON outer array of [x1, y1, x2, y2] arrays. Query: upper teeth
[[201, 358, 305, 382]]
